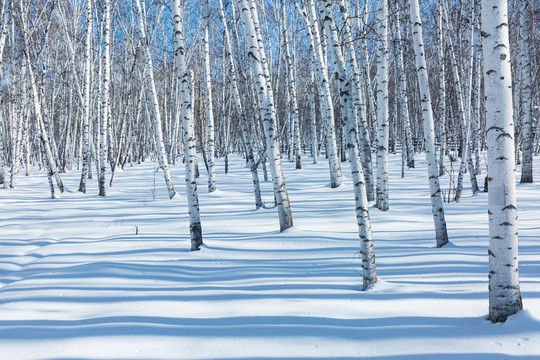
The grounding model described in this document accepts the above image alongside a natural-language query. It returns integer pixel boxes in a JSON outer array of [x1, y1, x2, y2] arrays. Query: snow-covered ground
[[1, 154, 539, 360]]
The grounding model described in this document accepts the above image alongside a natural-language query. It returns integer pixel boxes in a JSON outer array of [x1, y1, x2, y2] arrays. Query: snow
[[1, 154, 539, 359]]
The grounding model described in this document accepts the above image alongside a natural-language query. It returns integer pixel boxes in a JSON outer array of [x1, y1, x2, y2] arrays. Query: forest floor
[[1, 153, 539, 360]]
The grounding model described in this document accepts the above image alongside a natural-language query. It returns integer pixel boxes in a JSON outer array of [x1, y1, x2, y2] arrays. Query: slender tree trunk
[[296, 0, 342, 188], [436, 7, 447, 176], [173, 0, 203, 250], [217, 0, 262, 209], [519, 0, 533, 184], [318, 0, 377, 290], [79, 0, 92, 193], [18, 0, 63, 196], [409, 0, 449, 248], [393, 2, 415, 169], [375, 0, 390, 211], [203, 0, 217, 192], [98, 0, 110, 197], [134, 0, 176, 199], [281, 4, 301, 170], [336, 0, 375, 201], [237, 0, 293, 231]]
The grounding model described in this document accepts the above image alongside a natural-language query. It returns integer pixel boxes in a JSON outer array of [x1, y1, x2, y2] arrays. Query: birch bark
[[318, 0, 377, 289], [237, 0, 293, 231], [78, 0, 92, 193], [481, 0, 522, 322], [375, 0, 389, 211], [203, 0, 217, 192], [173, 0, 203, 250], [217, 0, 262, 209], [134, 0, 176, 199], [295, 0, 342, 188], [519, 0, 533, 184], [98, 0, 110, 197], [409, 0, 449, 248]]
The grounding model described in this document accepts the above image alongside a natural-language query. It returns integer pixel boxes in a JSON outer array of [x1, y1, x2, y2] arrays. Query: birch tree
[[237, 0, 293, 232], [17, 0, 64, 197], [409, 0, 449, 248], [481, 0, 523, 322], [296, 0, 342, 188], [217, 0, 262, 209], [173, 0, 203, 250], [518, 0, 533, 184], [375, 0, 389, 211], [318, 0, 377, 289], [98, 0, 110, 197], [134, 0, 176, 199], [281, 4, 301, 170], [78, 0, 93, 193], [203, 0, 217, 192]]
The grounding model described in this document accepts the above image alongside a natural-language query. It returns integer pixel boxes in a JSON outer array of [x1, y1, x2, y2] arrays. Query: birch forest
[[1, 0, 540, 356]]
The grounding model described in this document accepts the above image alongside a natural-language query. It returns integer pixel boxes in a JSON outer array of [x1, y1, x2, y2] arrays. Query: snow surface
[[0, 154, 539, 360]]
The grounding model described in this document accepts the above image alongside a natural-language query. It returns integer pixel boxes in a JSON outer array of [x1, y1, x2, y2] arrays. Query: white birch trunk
[[78, 0, 92, 193], [318, 0, 377, 289], [134, 0, 176, 199], [18, 0, 63, 196], [409, 0, 449, 248], [375, 0, 389, 211], [98, 0, 110, 197], [519, 0, 533, 184], [481, 0, 523, 322], [437, 7, 447, 176], [173, 0, 203, 250], [203, 0, 217, 192], [237, 0, 293, 231], [296, 0, 342, 188], [217, 0, 262, 209], [393, 1, 415, 169], [281, 5, 301, 170], [310, 71, 318, 164], [336, 0, 375, 201]]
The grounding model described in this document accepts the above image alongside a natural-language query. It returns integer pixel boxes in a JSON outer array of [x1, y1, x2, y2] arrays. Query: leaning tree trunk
[[237, 0, 293, 232], [375, 0, 390, 211], [519, 0, 533, 184], [173, 0, 203, 250], [18, 0, 63, 196], [217, 0, 262, 209], [135, 0, 176, 199], [409, 0, 449, 248], [318, 0, 377, 290], [336, 0, 375, 201], [481, 0, 523, 323], [296, 0, 342, 188]]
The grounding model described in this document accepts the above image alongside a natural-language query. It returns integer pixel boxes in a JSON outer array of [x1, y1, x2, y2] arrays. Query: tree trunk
[[203, 0, 217, 192], [409, 0, 449, 248], [237, 0, 293, 232], [375, 0, 390, 211], [318, 0, 377, 290], [217, 0, 262, 209], [135, 0, 176, 199], [519, 0, 533, 184], [173, 0, 203, 250], [481, 0, 523, 323], [78, 0, 92, 193]]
